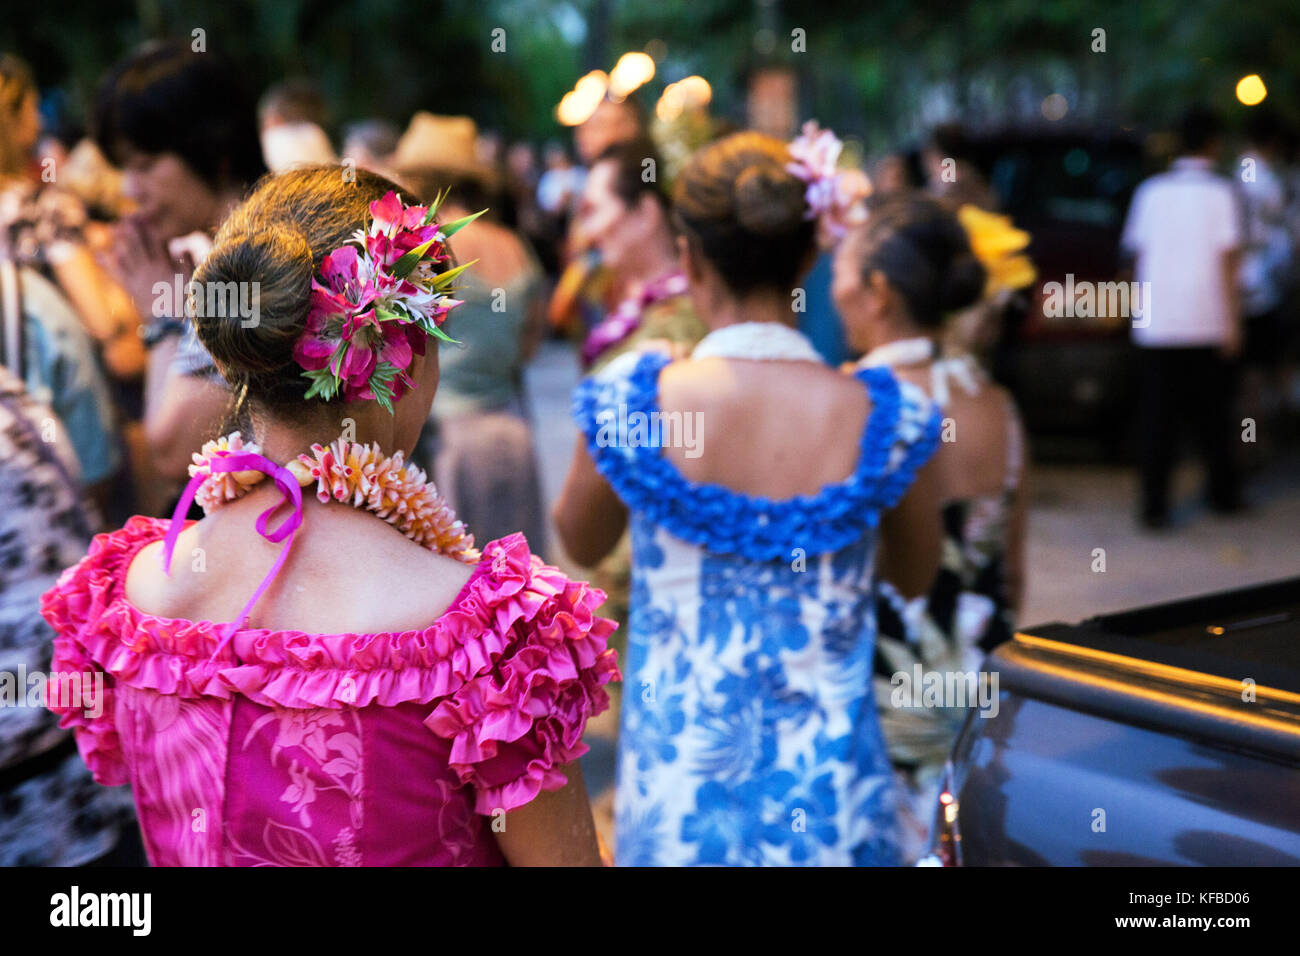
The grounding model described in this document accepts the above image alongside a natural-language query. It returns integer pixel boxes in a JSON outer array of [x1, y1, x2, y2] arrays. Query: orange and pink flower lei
[[188, 431, 478, 563]]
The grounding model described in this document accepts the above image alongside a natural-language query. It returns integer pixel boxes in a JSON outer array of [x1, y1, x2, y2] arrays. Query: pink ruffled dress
[[40, 516, 619, 866]]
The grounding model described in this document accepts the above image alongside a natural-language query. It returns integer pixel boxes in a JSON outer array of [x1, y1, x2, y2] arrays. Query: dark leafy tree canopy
[[2, 0, 1296, 148]]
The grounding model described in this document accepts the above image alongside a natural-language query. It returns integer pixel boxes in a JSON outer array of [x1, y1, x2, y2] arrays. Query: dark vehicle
[[959, 128, 1148, 460], [930, 577, 1300, 865]]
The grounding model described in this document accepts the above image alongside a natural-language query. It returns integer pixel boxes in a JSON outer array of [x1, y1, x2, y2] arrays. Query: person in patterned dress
[[0, 366, 142, 865], [833, 194, 1027, 863], [555, 133, 943, 865]]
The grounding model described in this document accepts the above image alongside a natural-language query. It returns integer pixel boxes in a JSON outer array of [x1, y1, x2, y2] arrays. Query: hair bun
[[193, 223, 313, 383], [938, 251, 986, 313], [733, 162, 807, 237], [855, 194, 987, 327], [674, 132, 816, 295]]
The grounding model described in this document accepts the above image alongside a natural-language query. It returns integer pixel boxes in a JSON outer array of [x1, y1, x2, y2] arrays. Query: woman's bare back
[[125, 483, 475, 635], [659, 356, 871, 498], [889, 365, 1018, 502]]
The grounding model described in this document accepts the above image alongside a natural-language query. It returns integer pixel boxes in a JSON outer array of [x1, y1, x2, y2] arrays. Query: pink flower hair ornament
[[786, 120, 871, 247], [292, 190, 485, 413]]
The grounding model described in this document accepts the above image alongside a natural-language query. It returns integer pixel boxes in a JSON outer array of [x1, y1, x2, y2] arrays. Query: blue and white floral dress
[[572, 324, 942, 866]]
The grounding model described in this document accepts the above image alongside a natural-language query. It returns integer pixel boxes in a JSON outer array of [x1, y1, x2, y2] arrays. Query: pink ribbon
[[161, 451, 304, 661]]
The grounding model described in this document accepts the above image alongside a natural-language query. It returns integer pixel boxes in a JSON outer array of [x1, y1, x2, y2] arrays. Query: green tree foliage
[[2, 0, 1297, 145]]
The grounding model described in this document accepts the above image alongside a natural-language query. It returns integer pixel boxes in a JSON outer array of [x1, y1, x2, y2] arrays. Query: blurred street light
[[1041, 93, 1069, 121], [1236, 74, 1267, 106], [610, 51, 655, 98], [655, 75, 711, 123], [557, 69, 609, 126]]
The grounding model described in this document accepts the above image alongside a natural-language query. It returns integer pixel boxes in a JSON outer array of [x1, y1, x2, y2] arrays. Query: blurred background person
[[569, 134, 706, 647], [576, 136, 704, 369], [0, 246, 120, 516], [541, 140, 602, 337], [0, 366, 143, 865], [1120, 105, 1244, 529], [835, 194, 1029, 863], [575, 98, 645, 167], [257, 78, 336, 172], [341, 117, 400, 178], [1235, 108, 1295, 461], [536, 140, 584, 219], [504, 141, 550, 263], [93, 40, 266, 513], [546, 98, 648, 340], [1, 53, 137, 518], [871, 150, 926, 196], [923, 123, 999, 212], [394, 113, 550, 549]]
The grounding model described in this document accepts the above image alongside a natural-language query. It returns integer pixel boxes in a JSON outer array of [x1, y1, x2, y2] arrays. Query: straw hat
[[392, 112, 494, 183]]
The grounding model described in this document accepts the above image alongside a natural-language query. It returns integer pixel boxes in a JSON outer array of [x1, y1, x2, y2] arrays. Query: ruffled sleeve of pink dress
[[39, 516, 619, 866]]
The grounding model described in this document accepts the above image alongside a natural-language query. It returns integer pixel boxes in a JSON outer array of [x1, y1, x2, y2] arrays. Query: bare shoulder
[[948, 380, 1018, 426], [664, 355, 863, 407], [123, 519, 221, 618], [316, 508, 477, 622], [123, 500, 478, 632], [659, 356, 732, 406], [123, 536, 173, 613]]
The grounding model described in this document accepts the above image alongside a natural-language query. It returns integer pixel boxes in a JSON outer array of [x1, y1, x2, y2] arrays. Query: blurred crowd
[[3, 33, 1300, 866]]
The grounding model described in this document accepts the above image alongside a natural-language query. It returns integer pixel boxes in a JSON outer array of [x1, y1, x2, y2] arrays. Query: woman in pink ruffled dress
[[40, 165, 619, 866]]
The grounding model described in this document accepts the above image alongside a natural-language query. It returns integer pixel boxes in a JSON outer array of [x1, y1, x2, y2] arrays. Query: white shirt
[[536, 165, 585, 214], [1121, 157, 1242, 347]]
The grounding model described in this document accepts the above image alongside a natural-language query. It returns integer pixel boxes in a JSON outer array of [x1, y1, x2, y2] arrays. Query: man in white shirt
[[1121, 106, 1244, 528]]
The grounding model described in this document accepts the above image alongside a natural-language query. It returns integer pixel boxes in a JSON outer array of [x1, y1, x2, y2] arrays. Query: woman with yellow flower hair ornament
[[945, 203, 1038, 362], [832, 193, 1031, 864]]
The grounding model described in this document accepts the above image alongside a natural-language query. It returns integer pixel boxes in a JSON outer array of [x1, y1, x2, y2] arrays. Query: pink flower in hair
[[786, 120, 872, 246], [787, 121, 843, 185], [293, 190, 484, 412]]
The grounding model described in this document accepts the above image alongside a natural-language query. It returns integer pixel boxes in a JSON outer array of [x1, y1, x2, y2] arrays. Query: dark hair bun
[[196, 224, 313, 398], [190, 163, 431, 413], [733, 163, 807, 237], [674, 132, 816, 295], [854, 195, 987, 328], [938, 251, 986, 313]]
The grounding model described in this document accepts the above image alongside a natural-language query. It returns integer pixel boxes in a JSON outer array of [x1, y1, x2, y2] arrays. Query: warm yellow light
[[610, 52, 656, 98], [676, 75, 712, 108], [556, 92, 583, 126], [655, 82, 684, 122], [1237, 74, 1267, 106], [574, 70, 609, 103], [556, 70, 609, 126], [656, 75, 711, 123]]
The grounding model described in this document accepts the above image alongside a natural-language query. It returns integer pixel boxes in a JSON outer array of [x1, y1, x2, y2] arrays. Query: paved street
[[522, 340, 1300, 850]]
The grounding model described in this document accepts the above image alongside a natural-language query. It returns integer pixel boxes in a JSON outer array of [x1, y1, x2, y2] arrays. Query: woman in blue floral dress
[[555, 132, 943, 865]]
